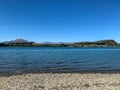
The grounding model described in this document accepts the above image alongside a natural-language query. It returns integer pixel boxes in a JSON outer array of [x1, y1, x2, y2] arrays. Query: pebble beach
[[0, 73, 120, 90]]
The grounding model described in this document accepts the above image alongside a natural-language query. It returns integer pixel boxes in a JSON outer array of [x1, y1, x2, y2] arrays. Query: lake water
[[0, 47, 120, 74]]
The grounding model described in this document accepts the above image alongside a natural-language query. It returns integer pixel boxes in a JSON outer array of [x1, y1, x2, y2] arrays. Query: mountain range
[[0, 39, 119, 47]]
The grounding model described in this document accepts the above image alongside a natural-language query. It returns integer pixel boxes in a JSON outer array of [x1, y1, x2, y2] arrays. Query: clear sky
[[0, 0, 120, 42]]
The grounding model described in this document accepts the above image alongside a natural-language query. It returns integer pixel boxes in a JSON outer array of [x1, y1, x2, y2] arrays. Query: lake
[[0, 47, 120, 74]]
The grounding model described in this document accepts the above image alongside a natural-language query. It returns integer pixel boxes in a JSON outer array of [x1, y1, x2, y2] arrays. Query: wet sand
[[0, 73, 120, 90]]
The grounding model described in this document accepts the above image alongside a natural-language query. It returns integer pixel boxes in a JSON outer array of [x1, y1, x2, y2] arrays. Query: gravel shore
[[0, 73, 120, 90]]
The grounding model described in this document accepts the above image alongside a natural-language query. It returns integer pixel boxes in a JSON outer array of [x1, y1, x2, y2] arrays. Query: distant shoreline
[[0, 46, 120, 48], [0, 39, 120, 47]]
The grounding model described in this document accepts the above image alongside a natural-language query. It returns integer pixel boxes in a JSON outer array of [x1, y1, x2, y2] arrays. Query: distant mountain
[[93, 40, 118, 45], [0, 39, 119, 47], [2, 39, 33, 44]]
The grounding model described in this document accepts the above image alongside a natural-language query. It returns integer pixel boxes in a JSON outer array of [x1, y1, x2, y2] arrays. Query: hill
[[0, 39, 119, 47]]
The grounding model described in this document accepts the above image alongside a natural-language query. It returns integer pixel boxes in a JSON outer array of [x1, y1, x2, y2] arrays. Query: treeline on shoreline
[[0, 39, 119, 47]]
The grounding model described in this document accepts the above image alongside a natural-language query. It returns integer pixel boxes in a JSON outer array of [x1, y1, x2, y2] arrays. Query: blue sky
[[0, 0, 120, 42]]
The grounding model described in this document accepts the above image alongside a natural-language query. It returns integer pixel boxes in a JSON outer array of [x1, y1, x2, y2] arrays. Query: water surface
[[0, 47, 120, 74]]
